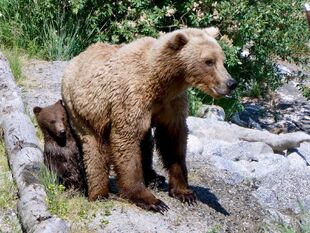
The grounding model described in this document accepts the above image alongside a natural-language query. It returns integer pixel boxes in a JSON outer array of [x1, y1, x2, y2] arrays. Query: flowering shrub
[[0, 0, 309, 116]]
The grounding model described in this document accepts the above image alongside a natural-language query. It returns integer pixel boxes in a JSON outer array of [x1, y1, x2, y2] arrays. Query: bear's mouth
[[210, 87, 232, 98], [54, 132, 67, 146]]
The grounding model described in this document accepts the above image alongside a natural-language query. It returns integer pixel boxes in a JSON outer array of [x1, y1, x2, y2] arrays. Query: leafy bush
[[0, 0, 309, 116]]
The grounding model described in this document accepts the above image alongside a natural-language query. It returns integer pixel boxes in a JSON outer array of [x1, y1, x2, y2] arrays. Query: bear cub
[[33, 100, 86, 192]]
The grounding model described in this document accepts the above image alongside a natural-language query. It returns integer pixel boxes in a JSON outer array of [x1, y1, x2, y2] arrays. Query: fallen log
[[0, 51, 69, 233], [187, 117, 310, 153]]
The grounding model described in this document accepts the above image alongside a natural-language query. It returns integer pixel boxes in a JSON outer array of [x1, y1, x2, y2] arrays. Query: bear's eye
[[205, 59, 215, 67], [50, 120, 56, 124]]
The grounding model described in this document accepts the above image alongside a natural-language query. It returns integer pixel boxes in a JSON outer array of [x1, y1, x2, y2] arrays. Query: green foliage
[[188, 88, 203, 116], [1, 47, 24, 83], [275, 208, 310, 233], [207, 224, 221, 233], [39, 165, 68, 217], [0, 0, 309, 116], [298, 83, 310, 100], [189, 87, 244, 119], [39, 165, 113, 229], [0, 139, 16, 210], [301, 86, 310, 100], [0, 138, 21, 233]]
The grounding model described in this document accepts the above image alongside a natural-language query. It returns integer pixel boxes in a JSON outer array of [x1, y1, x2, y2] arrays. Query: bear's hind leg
[[141, 129, 165, 188], [82, 135, 110, 201]]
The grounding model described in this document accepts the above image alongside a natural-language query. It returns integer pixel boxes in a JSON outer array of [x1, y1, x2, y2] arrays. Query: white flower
[[197, 10, 204, 19], [139, 15, 146, 22], [213, 9, 219, 20], [193, 2, 199, 8], [165, 7, 176, 17], [128, 21, 137, 28]]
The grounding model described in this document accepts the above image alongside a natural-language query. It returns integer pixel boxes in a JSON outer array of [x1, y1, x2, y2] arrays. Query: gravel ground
[[20, 60, 68, 117]]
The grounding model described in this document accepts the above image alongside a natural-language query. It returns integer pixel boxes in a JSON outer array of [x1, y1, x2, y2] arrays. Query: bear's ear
[[168, 32, 189, 50], [33, 106, 42, 115], [57, 99, 63, 105], [204, 27, 220, 38]]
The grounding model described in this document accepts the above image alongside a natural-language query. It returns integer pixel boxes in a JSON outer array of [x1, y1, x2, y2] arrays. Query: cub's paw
[[137, 199, 169, 214], [169, 189, 197, 205]]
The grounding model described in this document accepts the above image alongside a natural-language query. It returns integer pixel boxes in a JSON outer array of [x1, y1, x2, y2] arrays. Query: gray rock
[[208, 156, 251, 184], [247, 153, 290, 179], [232, 104, 263, 129], [187, 117, 211, 134], [196, 104, 225, 121], [187, 135, 203, 157], [287, 152, 307, 169], [253, 168, 310, 214], [297, 142, 310, 165], [203, 141, 273, 162]]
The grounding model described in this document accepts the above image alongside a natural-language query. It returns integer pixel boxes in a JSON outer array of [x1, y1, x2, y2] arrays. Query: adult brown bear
[[61, 28, 236, 212]]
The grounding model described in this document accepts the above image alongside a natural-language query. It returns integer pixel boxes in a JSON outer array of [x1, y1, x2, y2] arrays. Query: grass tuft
[[39, 163, 113, 231], [272, 203, 310, 233], [0, 138, 22, 232], [1, 47, 25, 83], [43, 23, 80, 61]]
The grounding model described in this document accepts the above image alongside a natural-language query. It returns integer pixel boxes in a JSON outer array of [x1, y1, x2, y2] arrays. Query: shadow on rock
[[192, 185, 230, 216]]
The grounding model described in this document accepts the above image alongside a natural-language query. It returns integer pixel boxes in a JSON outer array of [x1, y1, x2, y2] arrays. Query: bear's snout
[[226, 79, 237, 91]]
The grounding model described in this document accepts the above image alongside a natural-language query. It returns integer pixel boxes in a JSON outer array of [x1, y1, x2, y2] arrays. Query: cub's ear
[[57, 99, 63, 105], [204, 27, 220, 38], [168, 32, 189, 50], [33, 106, 42, 115]]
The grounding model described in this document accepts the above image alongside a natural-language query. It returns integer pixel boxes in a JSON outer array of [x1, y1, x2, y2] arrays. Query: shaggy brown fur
[[33, 100, 86, 192], [61, 28, 236, 212]]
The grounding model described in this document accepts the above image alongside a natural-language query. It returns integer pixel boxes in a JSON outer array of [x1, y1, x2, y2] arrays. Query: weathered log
[[187, 117, 310, 153], [0, 51, 69, 233], [239, 130, 310, 153]]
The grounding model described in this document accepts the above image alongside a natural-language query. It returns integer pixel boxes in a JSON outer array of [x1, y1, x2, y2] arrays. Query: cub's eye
[[50, 120, 56, 124], [205, 59, 215, 67]]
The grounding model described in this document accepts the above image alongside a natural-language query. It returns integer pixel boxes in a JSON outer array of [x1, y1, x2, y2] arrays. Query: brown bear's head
[[33, 100, 68, 140], [165, 27, 237, 98]]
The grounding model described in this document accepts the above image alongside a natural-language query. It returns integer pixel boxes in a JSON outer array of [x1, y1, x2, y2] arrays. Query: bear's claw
[[150, 200, 169, 214], [137, 199, 169, 214], [169, 190, 197, 206]]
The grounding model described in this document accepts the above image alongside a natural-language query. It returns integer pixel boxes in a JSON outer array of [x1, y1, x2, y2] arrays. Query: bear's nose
[[227, 79, 237, 90]]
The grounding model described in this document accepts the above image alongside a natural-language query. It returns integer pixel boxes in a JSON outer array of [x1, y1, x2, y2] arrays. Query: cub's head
[[164, 27, 237, 98], [33, 100, 68, 139]]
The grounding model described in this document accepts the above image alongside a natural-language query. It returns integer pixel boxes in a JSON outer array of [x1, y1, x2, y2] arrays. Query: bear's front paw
[[169, 189, 197, 205], [137, 199, 169, 214]]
